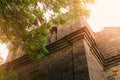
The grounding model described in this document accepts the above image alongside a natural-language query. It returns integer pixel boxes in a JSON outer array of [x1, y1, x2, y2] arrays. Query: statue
[[47, 27, 57, 43], [50, 31, 57, 43]]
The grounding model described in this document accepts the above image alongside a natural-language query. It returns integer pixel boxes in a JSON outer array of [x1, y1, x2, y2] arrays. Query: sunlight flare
[[0, 43, 9, 63], [87, 0, 120, 32]]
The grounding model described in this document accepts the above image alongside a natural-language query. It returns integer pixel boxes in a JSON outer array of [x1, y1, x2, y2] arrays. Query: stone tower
[[2, 18, 120, 80]]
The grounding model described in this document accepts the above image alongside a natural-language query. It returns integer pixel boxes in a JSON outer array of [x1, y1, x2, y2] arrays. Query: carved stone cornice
[[2, 26, 120, 70], [104, 54, 120, 69]]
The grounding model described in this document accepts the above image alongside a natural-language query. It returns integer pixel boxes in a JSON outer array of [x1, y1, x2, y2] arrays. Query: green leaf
[[0, 0, 94, 60]]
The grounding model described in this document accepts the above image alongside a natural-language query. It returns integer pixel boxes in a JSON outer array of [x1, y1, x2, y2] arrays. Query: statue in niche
[[50, 27, 57, 43], [51, 31, 57, 43]]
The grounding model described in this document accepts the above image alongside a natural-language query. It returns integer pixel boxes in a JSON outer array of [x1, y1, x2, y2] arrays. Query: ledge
[[104, 54, 120, 69], [1, 26, 120, 70]]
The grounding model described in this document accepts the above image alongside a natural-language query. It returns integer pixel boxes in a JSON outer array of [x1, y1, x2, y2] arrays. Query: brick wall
[[14, 39, 91, 80], [95, 27, 120, 59], [18, 46, 73, 80], [105, 64, 120, 80], [84, 40, 106, 80]]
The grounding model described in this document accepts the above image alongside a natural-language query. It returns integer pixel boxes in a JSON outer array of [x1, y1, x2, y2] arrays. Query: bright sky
[[87, 0, 120, 32], [1, 0, 120, 62], [0, 43, 9, 63]]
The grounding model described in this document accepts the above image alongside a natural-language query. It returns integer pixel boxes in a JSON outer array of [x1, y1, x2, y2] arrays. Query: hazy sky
[[87, 0, 120, 31]]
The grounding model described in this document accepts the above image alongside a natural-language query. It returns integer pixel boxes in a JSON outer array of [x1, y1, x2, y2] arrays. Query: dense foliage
[[0, 67, 18, 80], [0, 0, 94, 60]]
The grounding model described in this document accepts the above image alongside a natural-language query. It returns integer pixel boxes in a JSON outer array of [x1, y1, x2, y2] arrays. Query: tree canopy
[[0, 0, 94, 60]]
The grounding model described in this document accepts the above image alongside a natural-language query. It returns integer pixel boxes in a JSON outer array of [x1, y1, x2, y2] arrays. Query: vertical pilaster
[[73, 39, 90, 80]]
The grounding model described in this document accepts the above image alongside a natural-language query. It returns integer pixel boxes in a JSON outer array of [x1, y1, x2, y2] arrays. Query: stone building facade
[[2, 19, 120, 80]]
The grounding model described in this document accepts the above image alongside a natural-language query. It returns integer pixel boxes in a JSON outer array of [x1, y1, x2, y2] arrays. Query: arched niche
[[50, 26, 57, 34], [48, 26, 57, 43]]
